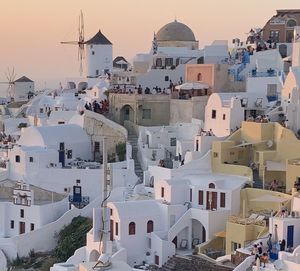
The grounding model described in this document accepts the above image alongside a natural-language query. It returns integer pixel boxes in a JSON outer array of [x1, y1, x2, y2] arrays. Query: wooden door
[[19, 222, 25, 234]]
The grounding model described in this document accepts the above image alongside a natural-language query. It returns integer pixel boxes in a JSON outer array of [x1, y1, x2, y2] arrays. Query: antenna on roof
[[61, 10, 85, 76]]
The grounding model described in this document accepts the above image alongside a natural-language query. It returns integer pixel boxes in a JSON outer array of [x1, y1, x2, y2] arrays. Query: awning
[[175, 82, 209, 91]]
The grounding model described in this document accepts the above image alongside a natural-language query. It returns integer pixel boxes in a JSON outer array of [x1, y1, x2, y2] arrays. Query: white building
[[85, 30, 113, 78], [0, 180, 67, 238], [105, 169, 247, 267], [137, 120, 203, 170], [12, 76, 34, 102], [9, 124, 91, 180], [204, 92, 268, 137]]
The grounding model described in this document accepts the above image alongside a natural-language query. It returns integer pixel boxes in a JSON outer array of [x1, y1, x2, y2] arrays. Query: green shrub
[[54, 216, 92, 262]]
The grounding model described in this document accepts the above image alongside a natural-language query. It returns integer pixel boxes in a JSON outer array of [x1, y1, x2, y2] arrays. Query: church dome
[[156, 20, 196, 41]]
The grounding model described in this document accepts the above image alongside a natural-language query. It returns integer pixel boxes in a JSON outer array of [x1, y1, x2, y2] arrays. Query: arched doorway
[[89, 249, 100, 262], [120, 104, 134, 125], [192, 219, 206, 247]]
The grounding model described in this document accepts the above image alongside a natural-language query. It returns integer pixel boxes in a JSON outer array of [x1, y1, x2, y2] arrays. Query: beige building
[[109, 93, 209, 128], [82, 110, 127, 161], [262, 9, 300, 44], [212, 121, 300, 192], [225, 188, 292, 255]]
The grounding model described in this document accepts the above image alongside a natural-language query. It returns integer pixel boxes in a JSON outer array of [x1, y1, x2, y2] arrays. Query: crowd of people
[[84, 99, 109, 114]]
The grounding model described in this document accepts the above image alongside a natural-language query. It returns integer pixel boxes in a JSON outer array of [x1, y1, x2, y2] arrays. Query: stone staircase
[[127, 133, 143, 182], [157, 255, 234, 271]]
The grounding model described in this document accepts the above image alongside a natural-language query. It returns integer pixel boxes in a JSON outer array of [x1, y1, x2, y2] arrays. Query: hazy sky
[[0, 0, 299, 90]]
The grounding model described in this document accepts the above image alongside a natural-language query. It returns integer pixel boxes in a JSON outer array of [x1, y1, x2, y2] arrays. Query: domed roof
[[156, 20, 196, 42]]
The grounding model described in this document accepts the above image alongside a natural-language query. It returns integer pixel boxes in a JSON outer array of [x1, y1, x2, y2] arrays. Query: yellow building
[[225, 188, 292, 255], [212, 121, 300, 192]]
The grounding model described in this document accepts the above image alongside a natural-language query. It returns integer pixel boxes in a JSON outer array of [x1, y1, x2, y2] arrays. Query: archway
[[120, 104, 134, 125], [89, 249, 100, 262], [192, 219, 206, 247], [78, 81, 88, 92]]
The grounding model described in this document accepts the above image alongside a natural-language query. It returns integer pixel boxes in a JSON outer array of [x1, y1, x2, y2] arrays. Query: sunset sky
[[0, 0, 299, 91]]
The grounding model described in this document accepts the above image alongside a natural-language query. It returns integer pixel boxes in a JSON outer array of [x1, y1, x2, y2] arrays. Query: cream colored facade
[[109, 93, 209, 127], [212, 121, 300, 191], [225, 188, 292, 255], [83, 110, 127, 160]]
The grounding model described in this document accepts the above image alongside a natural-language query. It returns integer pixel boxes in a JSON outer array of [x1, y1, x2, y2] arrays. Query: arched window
[[209, 183, 215, 189], [197, 73, 202, 81], [287, 19, 297, 28], [129, 222, 136, 235], [147, 220, 154, 233]]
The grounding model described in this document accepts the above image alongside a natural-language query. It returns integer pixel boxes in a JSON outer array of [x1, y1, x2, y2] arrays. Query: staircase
[[127, 133, 143, 182]]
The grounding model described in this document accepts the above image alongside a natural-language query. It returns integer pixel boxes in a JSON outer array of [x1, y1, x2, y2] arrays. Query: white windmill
[[61, 11, 85, 75], [0, 67, 16, 100]]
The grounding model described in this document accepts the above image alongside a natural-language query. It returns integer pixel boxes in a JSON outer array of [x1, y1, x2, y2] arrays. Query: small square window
[[11, 220, 14, 229], [15, 155, 20, 163], [30, 223, 35, 231], [20, 209, 24, 218], [165, 76, 169, 81], [29, 157, 33, 163], [170, 137, 176, 147]]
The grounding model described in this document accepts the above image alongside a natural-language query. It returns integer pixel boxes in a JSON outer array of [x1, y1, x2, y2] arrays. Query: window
[[142, 109, 151, 119], [270, 30, 279, 43], [197, 73, 202, 81], [110, 208, 113, 216], [196, 140, 199, 151], [198, 190, 203, 205], [58, 121, 65, 125], [90, 45, 93, 49], [165, 75, 169, 81], [129, 222, 136, 235], [161, 187, 165, 198], [170, 137, 176, 146], [29, 157, 33, 163], [59, 142, 64, 151], [209, 183, 215, 189], [267, 84, 277, 97], [20, 209, 24, 218], [92, 51, 95, 55], [165, 58, 173, 67], [211, 110, 216, 119], [156, 58, 162, 67], [76, 179, 81, 184], [287, 19, 297, 28], [15, 155, 20, 163], [10, 220, 14, 229], [96, 69, 99, 75], [40, 108, 43, 113], [286, 30, 294, 43], [190, 188, 193, 202], [147, 220, 154, 233], [94, 142, 100, 152], [67, 150, 72, 159], [213, 152, 218, 158], [223, 114, 226, 120], [115, 222, 119, 236], [30, 223, 35, 231], [220, 192, 226, 208]]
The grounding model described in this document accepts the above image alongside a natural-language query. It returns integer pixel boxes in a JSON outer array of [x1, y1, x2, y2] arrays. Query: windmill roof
[[14, 76, 33, 83], [84, 30, 112, 45]]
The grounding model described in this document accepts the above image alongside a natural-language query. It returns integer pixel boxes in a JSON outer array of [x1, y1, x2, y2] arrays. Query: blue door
[[59, 142, 65, 167], [287, 225, 294, 248]]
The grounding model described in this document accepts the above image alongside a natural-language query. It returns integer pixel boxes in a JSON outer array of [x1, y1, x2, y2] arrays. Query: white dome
[[156, 20, 196, 42]]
